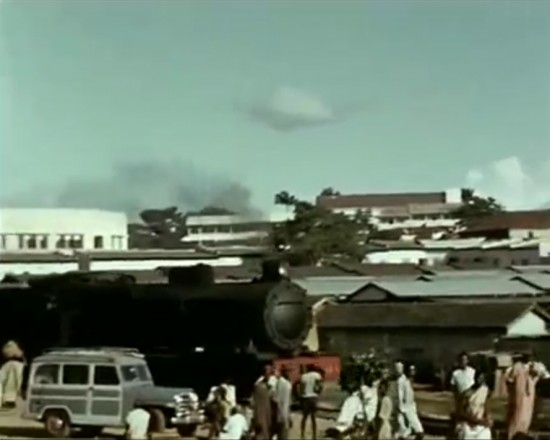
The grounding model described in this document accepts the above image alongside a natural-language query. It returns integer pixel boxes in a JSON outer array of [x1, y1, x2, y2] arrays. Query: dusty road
[[0, 407, 444, 439], [0, 409, 334, 439]]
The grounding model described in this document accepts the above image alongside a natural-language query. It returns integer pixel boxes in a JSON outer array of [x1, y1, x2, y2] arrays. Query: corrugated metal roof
[[420, 238, 485, 249], [429, 270, 513, 278], [295, 276, 373, 297], [512, 274, 550, 290], [510, 265, 550, 274], [316, 192, 446, 209], [365, 277, 543, 298]]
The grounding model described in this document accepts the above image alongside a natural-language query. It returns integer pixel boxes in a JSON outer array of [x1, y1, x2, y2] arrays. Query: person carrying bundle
[[0, 340, 25, 410]]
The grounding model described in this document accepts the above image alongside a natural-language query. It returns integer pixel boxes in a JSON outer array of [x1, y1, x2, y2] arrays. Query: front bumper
[[171, 411, 205, 426]]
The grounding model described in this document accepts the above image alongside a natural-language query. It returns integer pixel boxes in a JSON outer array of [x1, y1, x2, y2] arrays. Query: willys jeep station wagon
[[23, 347, 203, 438]]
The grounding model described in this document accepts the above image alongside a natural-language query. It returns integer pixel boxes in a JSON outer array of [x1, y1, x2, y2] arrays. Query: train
[[0, 261, 313, 398]]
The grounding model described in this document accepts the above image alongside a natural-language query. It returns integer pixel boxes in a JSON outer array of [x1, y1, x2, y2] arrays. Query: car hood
[[134, 385, 196, 406]]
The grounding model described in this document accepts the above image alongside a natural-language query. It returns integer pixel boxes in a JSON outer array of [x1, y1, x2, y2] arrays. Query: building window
[[39, 236, 48, 249], [521, 259, 530, 266], [493, 258, 500, 267], [27, 235, 37, 249], [68, 236, 83, 249], [94, 236, 103, 249], [0, 235, 6, 249], [111, 235, 125, 249], [56, 236, 67, 249]]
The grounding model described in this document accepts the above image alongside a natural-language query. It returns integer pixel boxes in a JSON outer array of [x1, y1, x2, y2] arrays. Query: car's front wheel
[[147, 408, 167, 433], [43, 409, 71, 438], [176, 424, 198, 438]]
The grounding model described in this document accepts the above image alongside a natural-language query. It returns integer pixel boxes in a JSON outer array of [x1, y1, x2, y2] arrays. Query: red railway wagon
[[273, 354, 341, 383]]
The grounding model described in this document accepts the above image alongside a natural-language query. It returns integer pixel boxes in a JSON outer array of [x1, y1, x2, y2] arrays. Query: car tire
[[176, 424, 197, 438], [148, 408, 166, 433], [43, 409, 71, 438]]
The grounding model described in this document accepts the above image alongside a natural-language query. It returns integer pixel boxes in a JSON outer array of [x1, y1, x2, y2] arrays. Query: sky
[[1, 0, 549, 216]]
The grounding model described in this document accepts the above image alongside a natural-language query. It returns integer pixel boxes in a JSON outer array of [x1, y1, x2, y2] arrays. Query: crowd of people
[[329, 351, 550, 440], [332, 351, 549, 440], [450, 351, 550, 440], [1, 340, 550, 440], [203, 363, 324, 440], [334, 360, 424, 440]]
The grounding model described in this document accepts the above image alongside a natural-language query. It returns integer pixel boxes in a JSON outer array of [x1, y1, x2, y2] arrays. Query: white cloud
[[242, 86, 363, 131], [464, 155, 550, 210]]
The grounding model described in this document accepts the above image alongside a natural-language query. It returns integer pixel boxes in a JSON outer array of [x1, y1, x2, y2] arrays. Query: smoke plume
[[3, 160, 261, 220], [464, 155, 550, 210]]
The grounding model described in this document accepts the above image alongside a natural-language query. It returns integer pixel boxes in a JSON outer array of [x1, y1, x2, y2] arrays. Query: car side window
[[62, 364, 90, 385], [94, 366, 120, 386], [33, 364, 60, 385]]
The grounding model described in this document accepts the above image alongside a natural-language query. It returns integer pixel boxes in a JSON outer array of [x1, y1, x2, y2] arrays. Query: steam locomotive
[[0, 261, 312, 397]]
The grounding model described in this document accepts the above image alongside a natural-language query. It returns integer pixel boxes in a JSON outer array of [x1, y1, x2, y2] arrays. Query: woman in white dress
[[456, 371, 493, 440]]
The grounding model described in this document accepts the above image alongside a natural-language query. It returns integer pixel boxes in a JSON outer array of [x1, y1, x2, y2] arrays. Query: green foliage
[[271, 191, 371, 264], [131, 207, 187, 248], [189, 206, 235, 216], [319, 187, 341, 196], [451, 188, 505, 220], [340, 350, 391, 393]]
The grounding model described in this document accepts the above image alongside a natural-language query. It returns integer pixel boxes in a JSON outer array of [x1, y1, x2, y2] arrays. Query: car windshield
[[120, 364, 152, 383]]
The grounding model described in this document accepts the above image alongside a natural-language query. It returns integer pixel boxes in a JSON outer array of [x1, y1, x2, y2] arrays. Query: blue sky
[[1, 0, 549, 215]]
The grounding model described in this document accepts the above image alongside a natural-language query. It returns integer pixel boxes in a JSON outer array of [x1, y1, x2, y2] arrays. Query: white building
[[362, 237, 550, 267], [316, 189, 463, 231], [183, 210, 293, 246], [0, 208, 129, 252]]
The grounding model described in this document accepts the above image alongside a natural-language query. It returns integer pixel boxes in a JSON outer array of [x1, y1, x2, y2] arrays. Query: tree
[[274, 191, 298, 206], [133, 206, 187, 248], [319, 187, 341, 196], [271, 191, 371, 264], [190, 206, 235, 216], [451, 188, 505, 220]]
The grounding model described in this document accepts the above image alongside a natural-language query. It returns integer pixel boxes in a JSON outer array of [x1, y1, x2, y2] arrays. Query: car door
[[60, 363, 91, 424], [89, 364, 123, 426]]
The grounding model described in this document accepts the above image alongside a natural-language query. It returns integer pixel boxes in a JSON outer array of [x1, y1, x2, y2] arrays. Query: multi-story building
[[459, 210, 550, 241], [0, 208, 128, 252], [316, 189, 463, 231], [182, 210, 293, 247]]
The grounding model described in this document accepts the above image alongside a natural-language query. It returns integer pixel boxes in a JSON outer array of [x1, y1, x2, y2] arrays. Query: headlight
[[174, 394, 184, 403], [188, 392, 199, 403]]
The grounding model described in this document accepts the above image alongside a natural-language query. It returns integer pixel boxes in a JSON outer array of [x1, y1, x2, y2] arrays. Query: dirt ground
[[0, 408, 336, 439], [0, 383, 459, 439], [0, 406, 445, 439]]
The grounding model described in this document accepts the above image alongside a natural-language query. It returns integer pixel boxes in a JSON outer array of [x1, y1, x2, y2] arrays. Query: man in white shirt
[[395, 361, 423, 440], [256, 364, 277, 392], [299, 364, 323, 440], [274, 367, 293, 440], [219, 405, 249, 440], [207, 377, 237, 408], [450, 352, 476, 410], [125, 406, 151, 440]]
